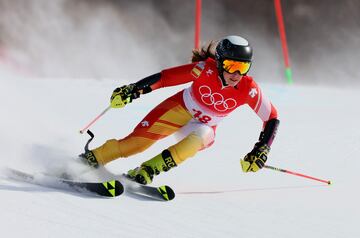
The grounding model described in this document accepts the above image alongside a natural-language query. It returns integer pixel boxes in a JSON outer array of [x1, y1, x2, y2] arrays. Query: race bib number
[[192, 109, 212, 124]]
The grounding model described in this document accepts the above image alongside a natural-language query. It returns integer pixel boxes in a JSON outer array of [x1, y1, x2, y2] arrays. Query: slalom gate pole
[[264, 165, 331, 185], [194, 0, 202, 49], [79, 105, 111, 134], [274, 0, 293, 84]]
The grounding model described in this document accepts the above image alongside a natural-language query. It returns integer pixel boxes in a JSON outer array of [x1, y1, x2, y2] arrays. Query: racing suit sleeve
[[134, 63, 197, 94], [245, 79, 279, 146]]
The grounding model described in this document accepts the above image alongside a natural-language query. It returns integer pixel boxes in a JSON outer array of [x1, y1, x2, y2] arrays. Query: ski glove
[[241, 143, 270, 172], [110, 84, 140, 108]]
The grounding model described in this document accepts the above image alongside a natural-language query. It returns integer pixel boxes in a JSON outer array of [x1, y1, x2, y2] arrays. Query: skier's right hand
[[110, 84, 140, 108]]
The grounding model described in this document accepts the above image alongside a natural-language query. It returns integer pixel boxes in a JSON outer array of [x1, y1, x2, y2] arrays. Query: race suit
[[92, 58, 278, 165]]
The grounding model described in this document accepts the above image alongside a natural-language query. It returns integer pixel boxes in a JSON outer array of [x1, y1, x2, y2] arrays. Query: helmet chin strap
[[219, 74, 229, 87], [217, 63, 229, 87]]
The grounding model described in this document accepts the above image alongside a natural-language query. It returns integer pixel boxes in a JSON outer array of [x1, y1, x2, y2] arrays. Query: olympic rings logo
[[198, 86, 237, 112]]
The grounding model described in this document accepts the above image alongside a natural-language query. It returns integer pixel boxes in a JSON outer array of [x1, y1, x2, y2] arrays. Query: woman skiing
[[81, 35, 280, 185]]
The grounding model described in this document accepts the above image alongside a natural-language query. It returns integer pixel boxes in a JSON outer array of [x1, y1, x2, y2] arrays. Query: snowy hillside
[[0, 65, 359, 238]]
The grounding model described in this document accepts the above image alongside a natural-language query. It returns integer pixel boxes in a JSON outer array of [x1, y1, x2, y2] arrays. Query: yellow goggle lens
[[223, 59, 251, 75]]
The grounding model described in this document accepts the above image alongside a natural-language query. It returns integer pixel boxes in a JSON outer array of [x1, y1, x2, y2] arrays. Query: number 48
[[192, 109, 212, 123]]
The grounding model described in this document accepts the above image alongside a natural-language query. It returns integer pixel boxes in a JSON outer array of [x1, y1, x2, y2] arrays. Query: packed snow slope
[[0, 66, 359, 238]]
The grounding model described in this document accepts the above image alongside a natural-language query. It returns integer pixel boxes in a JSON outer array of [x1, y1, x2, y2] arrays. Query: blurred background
[[0, 0, 359, 86]]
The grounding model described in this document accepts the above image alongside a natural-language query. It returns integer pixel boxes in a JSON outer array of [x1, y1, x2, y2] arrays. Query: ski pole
[[79, 105, 111, 134], [264, 165, 331, 185]]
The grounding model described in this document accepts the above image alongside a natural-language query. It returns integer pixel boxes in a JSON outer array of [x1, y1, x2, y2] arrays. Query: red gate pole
[[274, 0, 293, 84], [194, 0, 202, 49]]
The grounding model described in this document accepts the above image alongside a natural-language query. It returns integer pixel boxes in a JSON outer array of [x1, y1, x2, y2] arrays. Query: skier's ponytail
[[191, 41, 217, 63]]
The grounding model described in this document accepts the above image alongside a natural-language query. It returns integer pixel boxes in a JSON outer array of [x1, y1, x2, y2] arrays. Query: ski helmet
[[215, 35, 253, 84]]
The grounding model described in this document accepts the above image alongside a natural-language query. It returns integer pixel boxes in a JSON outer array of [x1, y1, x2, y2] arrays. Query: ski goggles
[[222, 59, 251, 75]]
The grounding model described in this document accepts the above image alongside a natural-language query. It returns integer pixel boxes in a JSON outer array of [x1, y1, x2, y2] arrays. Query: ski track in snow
[[0, 68, 359, 238]]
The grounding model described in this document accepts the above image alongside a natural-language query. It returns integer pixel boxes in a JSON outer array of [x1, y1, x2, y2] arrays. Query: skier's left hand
[[241, 143, 270, 172]]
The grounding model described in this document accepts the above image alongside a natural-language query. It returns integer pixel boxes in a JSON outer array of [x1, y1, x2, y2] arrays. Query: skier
[[81, 35, 280, 185]]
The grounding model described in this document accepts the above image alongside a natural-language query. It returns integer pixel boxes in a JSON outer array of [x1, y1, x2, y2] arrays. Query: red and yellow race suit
[[93, 58, 278, 166]]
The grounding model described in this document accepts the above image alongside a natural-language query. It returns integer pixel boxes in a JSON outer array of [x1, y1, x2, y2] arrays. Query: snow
[[0, 65, 359, 238]]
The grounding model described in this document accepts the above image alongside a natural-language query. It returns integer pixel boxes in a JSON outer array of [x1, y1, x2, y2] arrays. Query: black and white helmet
[[215, 35, 252, 62], [215, 35, 253, 82]]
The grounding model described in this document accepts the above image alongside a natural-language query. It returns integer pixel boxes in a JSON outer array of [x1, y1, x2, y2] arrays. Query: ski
[[5, 168, 174, 200], [6, 168, 124, 198], [120, 174, 175, 201]]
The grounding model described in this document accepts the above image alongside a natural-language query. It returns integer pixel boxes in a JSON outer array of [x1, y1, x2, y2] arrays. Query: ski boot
[[79, 150, 99, 168], [127, 149, 177, 185]]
